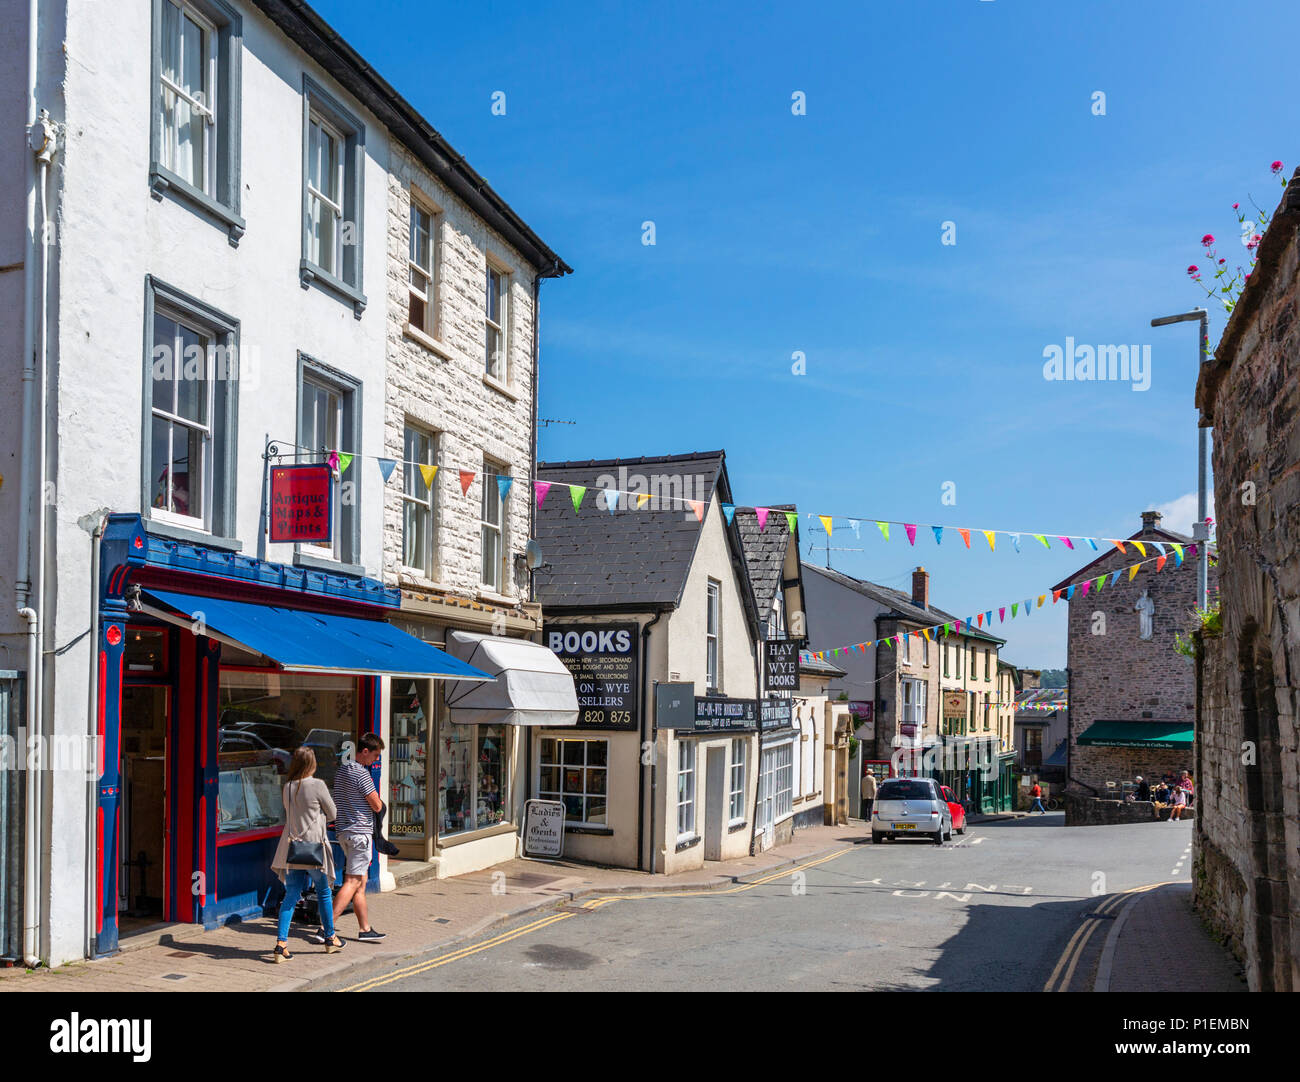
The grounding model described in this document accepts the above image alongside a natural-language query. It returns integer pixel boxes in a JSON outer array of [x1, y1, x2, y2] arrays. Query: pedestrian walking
[[1030, 781, 1046, 814], [329, 732, 387, 942], [270, 747, 345, 963], [861, 770, 877, 821]]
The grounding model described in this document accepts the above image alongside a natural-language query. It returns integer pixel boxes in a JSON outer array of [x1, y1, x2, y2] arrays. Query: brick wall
[[1065, 529, 1210, 795], [1194, 173, 1300, 992], [382, 148, 537, 600]]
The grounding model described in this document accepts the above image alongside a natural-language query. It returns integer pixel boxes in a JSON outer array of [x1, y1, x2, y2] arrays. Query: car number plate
[[893, 823, 914, 830]]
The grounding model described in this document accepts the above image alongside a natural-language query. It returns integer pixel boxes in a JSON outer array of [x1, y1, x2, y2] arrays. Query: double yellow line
[[1043, 882, 1168, 992], [337, 848, 852, 992]]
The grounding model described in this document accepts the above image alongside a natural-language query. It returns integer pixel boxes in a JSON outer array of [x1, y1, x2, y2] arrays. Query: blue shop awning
[[141, 589, 493, 681]]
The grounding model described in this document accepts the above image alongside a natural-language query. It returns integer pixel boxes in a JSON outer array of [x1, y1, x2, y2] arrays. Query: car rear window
[[877, 780, 935, 800]]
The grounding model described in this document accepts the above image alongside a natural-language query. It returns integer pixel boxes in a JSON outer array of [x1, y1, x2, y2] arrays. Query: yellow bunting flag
[[1128, 564, 1139, 581], [1132, 540, 1146, 557], [637, 492, 650, 508], [820, 515, 834, 537], [982, 530, 995, 552], [419, 464, 438, 489], [1037, 594, 1046, 608]]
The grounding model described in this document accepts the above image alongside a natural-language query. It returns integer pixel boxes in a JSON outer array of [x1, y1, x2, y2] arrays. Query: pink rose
[[1201, 234, 1215, 246], [1271, 161, 1284, 174]]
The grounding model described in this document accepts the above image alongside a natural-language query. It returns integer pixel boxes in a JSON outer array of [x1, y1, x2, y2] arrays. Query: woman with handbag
[[271, 747, 345, 962]]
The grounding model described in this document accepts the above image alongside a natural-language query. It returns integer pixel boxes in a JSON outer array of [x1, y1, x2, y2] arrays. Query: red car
[[939, 786, 968, 835]]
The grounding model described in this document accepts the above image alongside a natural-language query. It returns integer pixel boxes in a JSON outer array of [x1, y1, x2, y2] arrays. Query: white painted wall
[[32, 0, 395, 965]]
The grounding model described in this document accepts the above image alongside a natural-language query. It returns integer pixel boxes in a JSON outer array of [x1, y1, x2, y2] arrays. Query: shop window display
[[438, 718, 510, 837], [389, 680, 430, 838], [216, 671, 357, 836]]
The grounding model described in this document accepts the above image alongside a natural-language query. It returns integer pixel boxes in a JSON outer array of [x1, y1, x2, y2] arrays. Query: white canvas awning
[[443, 631, 579, 727]]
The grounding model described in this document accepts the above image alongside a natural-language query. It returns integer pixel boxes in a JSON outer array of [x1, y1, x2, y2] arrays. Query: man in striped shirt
[[329, 732, 386, 942]]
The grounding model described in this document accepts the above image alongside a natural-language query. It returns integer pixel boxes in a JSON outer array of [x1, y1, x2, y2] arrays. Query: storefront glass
[[389, 680, 430, 839], [216, 670, 357, 837], [438, 717, 510, 837]]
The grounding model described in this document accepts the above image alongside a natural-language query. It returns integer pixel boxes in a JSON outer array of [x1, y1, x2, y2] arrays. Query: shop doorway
[[703, 746, 726, 860], [119, 685, 169, 931]]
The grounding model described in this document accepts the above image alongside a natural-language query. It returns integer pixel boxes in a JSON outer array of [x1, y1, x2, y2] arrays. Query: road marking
[[339, 848, 855, 990], [1043, 882, 1170, 992], [970, 837, 986, 845], [336, 912, 576, 992]]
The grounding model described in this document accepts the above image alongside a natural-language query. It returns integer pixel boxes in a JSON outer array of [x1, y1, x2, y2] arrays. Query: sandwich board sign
[[522, 799, 565, 858]]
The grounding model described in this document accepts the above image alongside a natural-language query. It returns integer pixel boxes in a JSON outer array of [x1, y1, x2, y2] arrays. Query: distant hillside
[[1038, 669, 1068, 688]]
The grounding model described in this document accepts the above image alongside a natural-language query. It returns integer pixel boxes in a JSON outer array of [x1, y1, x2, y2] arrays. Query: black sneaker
[[305, 927, 327, 945], [357, 928, 387, 942]]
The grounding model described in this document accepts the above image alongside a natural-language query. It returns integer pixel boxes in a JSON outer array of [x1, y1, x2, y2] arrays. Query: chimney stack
[[912, 567, 930, 610], [1140, 509, 1162, 534], [1020, 669, 1041, 690]]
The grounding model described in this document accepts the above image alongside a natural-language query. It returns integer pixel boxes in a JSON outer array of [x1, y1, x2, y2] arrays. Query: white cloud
[[1148, 491, 1215, 535]]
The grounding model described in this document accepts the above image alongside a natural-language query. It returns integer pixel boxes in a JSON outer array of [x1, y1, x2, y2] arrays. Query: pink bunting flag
[[687, 500, 704, 523], [905, 523, 917, 545], [756, 507, 770, 532], [534, 481, 552, 508], [998, 607, 1005, 623], [1081, 580, 1091, 597], [1059, 536, 1074, 549]]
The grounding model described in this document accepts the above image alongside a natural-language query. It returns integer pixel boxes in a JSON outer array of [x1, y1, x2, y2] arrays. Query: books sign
[[269, 464, 333, 543], [546, 624, 639, 730], [763, 640, 800, 693]]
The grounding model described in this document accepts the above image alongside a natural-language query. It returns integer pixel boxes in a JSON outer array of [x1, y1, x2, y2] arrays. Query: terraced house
[[0, 0, 569, 966]]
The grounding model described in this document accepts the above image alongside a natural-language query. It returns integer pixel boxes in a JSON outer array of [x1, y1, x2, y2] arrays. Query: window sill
[[404, 323, 453, 359], [435, 821, 516, 849], [564, 825, 614, 836], [727, 820, 748, 834], [294, 551, 367, 577], [482, 374, 518, 401], [674, 834, 700, 853], [476, 589, 516, 607], [149, 165, 245, 244], [144, 516, 242, 552], [299, 258, 367, 318], [399, 569, 448, 592]]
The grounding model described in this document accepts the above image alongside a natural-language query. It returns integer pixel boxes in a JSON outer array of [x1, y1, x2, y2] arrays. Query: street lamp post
[[1150, 309, 1210, 610]]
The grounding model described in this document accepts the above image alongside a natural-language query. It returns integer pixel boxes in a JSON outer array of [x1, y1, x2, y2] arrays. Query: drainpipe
[[637, 610, 662, 872], [20, 1, 58, 967], [81, 511, 110, 958]]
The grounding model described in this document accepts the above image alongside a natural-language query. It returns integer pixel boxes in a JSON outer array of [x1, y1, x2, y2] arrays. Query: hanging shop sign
[[522, 799, 565, 858], [692, 696, 758, 733], [269, 464, 333, 543], [943, 692, 967, 719], [760, 696, 793, 731], [763, 640, 800, 693], [848, 701, 875, 739], [545, 624, 639, 731]]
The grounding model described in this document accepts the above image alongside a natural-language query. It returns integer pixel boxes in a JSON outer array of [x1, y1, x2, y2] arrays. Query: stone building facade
[[1060, 511, 1210, 804], [1193, 171, 1300, 992]]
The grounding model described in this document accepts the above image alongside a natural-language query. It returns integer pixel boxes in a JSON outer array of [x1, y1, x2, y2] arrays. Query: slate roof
[[804, 564, 1007, 645], [734, 505, 799, 638], [800, 655, 846, 678], [533, 451, 747, 614]]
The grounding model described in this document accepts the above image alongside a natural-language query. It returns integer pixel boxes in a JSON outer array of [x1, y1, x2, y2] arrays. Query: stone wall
[[1064, 521, 1209, 796], [382, 146, 537, 600], [1193, 171, 1300, 993], [1064, 793, 1159, 825]]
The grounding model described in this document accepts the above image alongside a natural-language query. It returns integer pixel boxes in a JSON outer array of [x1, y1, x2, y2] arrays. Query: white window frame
[[774, 742, 794, 820], [401, 423, 435, 574], [480, 459, 508, 592], [768, 592, 785, 640], [901, 677, 926, 729], [408, 198, 440, 338], [706, 579, 721, 693], [901, 632, 910, 664], [728, 737, 746, 824], [923, 636, 929, 667], [537, 737, 608, 827], [676, 739, 697, 840], [485, 262, 509, 382], [158, 0, 218, 196], [149, 309, 215, 531], [298, 376, 344, 559], [306, 112, 345, 278]]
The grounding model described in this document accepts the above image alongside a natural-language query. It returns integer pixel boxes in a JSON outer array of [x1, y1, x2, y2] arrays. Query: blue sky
[[316, 0, 1299, 667]]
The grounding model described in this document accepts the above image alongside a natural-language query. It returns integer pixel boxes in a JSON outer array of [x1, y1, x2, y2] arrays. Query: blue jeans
[[277, 869, 335, 942], [1032, 798, 1046, 813]]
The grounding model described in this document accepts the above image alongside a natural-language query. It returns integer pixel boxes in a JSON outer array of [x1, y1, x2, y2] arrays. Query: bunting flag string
[[268, 444, 1219, 556], [800, 545, 1213, 663]]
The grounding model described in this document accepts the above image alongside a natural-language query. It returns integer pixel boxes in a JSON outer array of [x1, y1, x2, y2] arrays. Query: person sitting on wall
[[1168, 781, 1188, 821], [1178, 770, 1195, 805], [1135, 776, 1151, 802]]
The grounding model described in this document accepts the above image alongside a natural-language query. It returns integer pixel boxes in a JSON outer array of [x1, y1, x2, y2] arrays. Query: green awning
[[1076, 721, 1194, 749]]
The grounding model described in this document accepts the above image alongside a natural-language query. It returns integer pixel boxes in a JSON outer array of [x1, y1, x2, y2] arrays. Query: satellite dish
[[525, 539, 545, 570]]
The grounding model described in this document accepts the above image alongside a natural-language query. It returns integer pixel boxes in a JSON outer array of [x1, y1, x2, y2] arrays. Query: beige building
[[534, 452, 809, 873]]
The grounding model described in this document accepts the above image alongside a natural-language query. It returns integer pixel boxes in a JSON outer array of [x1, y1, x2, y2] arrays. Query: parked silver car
[[872, 777, 952, 845]]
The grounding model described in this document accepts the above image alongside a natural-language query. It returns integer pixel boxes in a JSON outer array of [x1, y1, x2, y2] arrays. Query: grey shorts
[[339, 831, 373, 877]]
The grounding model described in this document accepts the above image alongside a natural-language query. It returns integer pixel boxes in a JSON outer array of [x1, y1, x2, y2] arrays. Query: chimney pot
[[911, 567, 930, 610], [1141, 510, 1162, 533]]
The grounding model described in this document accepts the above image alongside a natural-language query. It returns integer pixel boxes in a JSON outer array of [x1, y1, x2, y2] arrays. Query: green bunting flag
[[570, 485, 587, 513]]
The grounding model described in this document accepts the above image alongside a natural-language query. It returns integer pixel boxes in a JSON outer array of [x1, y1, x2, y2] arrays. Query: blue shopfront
[[94, 515, 488, 956]]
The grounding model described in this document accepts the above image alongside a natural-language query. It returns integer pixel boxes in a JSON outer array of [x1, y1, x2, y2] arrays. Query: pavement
[[0, 821, 869, 993]]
